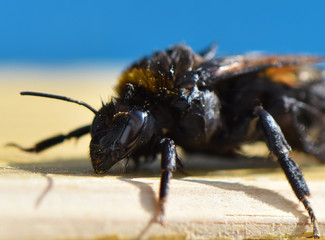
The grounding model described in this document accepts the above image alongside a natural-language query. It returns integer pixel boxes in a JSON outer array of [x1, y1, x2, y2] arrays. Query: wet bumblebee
[[9, 44, 324, 238]]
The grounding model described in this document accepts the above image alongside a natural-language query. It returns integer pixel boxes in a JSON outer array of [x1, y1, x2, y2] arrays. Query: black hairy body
[[9, 45, 324, 238], [116, 46, 325, 159]]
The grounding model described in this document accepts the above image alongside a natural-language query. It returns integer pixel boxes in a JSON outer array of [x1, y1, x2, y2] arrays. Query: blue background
[[1, 0, 325, 63]]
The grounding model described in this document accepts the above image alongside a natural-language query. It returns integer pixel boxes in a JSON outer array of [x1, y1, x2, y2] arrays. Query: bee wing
[[196, 54, 323, 87]]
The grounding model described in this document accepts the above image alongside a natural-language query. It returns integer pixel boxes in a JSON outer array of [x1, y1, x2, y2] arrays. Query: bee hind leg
[[283, 96, 325, 163]]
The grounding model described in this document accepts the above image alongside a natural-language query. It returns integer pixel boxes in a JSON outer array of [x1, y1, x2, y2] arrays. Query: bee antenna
[[20, 91, 98, 115]]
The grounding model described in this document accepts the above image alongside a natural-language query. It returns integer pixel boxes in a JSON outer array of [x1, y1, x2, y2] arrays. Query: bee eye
[[119, 110, 147, 145]]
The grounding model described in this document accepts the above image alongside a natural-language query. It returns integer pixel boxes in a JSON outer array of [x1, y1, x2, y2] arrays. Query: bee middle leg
[[255, 106, 320, 239]]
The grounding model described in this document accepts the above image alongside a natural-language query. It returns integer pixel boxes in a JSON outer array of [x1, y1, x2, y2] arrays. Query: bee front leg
[[255, 106, 320, 239], [157, 138, 177, 224], [7, 125, 91, 153]]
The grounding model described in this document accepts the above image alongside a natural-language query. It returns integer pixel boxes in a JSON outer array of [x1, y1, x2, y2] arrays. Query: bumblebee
[[9, 45, 324, 238]]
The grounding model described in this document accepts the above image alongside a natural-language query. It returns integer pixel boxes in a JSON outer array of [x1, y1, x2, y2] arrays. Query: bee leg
[[255, 106, 320, 239], [6, 125, 91, 153], [283, 96, 325, 162], [157, 138, 177, 224], [199, 43, 217, 60]]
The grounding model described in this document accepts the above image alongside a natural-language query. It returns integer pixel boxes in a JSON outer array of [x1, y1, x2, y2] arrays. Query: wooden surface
[[1, 65, 325, 240]]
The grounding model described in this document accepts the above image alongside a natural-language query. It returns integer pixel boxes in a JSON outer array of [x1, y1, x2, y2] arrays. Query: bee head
[[90, 105, 154, 174]]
